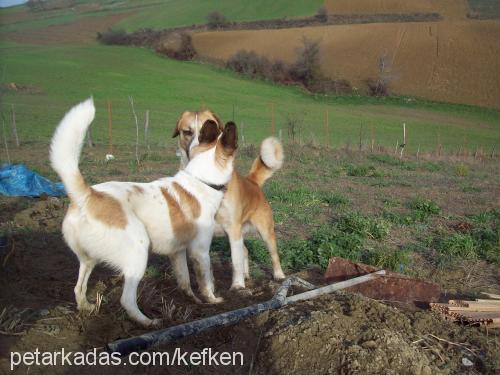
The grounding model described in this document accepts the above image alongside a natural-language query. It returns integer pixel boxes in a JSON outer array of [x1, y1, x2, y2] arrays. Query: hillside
[[193, 19, 500, 109]]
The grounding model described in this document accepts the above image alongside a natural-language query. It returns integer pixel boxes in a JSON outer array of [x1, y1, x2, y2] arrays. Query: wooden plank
[[447, 306, 500, 312], [475, 299, 500, 305]]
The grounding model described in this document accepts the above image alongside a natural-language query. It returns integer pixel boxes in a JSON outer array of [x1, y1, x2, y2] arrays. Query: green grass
[[0, 0, 324, 34], [115, 0, 325, 31], [1, 42, 499, 152]]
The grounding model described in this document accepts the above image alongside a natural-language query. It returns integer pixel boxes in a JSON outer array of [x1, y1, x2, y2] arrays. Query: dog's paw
[[149, 319, 162, 328], [230, 282, 246, 291], [78, 301, 96, 313], [206, 296, 224, 304], [273, 270, 286, 281]]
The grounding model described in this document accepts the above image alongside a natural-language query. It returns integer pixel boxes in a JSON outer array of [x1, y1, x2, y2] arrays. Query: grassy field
[[1, 42, 499, 154], [0, 0, 324, 34]]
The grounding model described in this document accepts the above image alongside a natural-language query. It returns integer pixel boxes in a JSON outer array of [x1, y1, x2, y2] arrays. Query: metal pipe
[[107, 271, 384, 356]]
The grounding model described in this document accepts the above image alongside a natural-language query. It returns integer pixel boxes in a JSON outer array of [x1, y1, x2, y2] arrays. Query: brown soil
[[0, 195, 498, 374], [0, 143, 498, 373], [193, 18, 500, 109], [324, 0, 470, 21], [4, 12, 132, 45]]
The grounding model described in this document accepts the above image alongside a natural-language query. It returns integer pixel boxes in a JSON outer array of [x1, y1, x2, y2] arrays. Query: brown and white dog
[[50, 99, 237, 326], [173, 110, 285, 290]]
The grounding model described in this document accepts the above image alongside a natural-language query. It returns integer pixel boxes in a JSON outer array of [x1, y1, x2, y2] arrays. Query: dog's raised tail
[[247, 137, 284, 187], [50, 98, 95, 203]]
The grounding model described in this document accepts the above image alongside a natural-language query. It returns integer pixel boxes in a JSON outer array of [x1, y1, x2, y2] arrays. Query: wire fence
[[0, 98, 497, 163]]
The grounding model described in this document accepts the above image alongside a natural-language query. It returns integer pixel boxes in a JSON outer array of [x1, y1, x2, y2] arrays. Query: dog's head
[[173, 110, 223, 168], [182, 117, 238, 188]]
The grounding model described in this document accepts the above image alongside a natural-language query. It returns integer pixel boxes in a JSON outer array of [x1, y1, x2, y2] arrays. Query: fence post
[[271, 102, 275, 136], [399, 123, 406, 159], [1, 115, 11, 164], [128, 96, 140, 165], [11, 105, 19, 147], [144, 110, 150, 152], [108, 99, 113, 155]]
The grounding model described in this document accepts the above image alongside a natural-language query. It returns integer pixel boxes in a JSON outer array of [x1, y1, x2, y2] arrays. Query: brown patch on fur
[[247, 157, 273, 187], [87, 189, 128, 228], [132, 185, 145, 194], [161, 188, 196, 244], [173, 182, 201, 218]]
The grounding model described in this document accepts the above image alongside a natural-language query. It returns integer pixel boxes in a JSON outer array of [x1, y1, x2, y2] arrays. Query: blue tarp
[[0, 164, 66, 197]]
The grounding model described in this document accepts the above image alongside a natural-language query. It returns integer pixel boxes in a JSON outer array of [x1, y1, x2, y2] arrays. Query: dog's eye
[[182, 130, 193, 137]]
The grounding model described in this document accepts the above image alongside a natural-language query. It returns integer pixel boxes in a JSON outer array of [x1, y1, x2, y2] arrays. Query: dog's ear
[[220, 121, 238, 154], [172, 114, 182, 138], [199, 120, 221, 144], [211, 111, 224, 132]]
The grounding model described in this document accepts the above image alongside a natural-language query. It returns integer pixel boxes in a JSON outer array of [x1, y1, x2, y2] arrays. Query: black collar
[[182, 170, 227, 192], [205, 182, 227, 192]]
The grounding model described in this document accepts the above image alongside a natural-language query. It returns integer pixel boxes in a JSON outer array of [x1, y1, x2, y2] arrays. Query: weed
[[363, 247, 410, 272], [454, 164, 469, 177], [345, 164, 376, 177], [337, 212, 391, 240], [408, 197, 440, 221], [318, 191, 349, 206], [144, 265, 162, 279]]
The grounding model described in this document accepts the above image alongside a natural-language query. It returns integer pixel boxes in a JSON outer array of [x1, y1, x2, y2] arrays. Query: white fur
[[51, 99, 233, 327], [260, 137, 284, 171], [49, 97, 95, 202]]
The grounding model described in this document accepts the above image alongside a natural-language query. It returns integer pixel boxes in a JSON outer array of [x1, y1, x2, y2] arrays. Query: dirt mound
[[193, 19, 500, 109], [324, 0, 469, 20], [13, 197, 66, 231], [255, 294, 496, 374]]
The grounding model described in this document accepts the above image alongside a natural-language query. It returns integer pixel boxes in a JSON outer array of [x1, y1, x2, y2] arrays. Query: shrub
[[290, 37, 322, 88], [365, 78, 389, 97], [226, 50, 269, 77], [156, 32, 197, 61], [207, 11, 228, 29], [315, 6, 328, 22], [97, 29, 131, 45]]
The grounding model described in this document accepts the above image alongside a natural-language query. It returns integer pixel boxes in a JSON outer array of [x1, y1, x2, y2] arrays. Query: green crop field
[[0, 0, 325, 34], [1, 41, 499, 154]]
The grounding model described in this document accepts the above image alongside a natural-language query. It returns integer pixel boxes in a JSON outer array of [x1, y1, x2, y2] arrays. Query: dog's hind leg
[[251, 207, 285, 281], [169, 249, 201, 303], [243, 244, 250, 279], [74, 257, 96, 312], [120, 245, 160, 327]]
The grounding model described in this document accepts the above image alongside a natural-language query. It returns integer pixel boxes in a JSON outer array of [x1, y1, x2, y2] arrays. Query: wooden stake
[[271, 102, 275, 136], [107, 99, 113, 155], [86, 127, 93, 148], [358, 124, 363, 151], [144, 110, 150, 152], [10, 105, 19, 147], [1, 115, 11, 164], [370, 124, 374, 152], [325, 108, 329, 147], [128, 96, 140, 165], [399, 123, 406, 159]]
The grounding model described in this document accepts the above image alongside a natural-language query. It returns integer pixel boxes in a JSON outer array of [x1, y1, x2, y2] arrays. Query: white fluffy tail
[[247, 137, 284, 187], [50, 98, 95, 203]]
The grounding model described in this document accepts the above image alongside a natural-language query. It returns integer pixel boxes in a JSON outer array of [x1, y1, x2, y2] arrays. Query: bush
[[226, 50, 269, 77], [207, 11, 228, 29], [97, 29, 131, 45], [315, 6, 328, 22], [156, 32, 197, 61], [290, 37, 322, 88], [365, 78, 389, 97]]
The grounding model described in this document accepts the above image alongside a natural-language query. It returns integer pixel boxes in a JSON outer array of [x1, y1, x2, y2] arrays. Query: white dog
[[50, 98, 237, 326]]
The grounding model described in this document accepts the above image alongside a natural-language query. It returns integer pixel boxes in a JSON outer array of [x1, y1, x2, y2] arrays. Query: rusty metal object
[[324, 257, 441, 306]]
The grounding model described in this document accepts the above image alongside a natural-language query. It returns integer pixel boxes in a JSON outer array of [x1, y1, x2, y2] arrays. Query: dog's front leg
[[188, 238, 223, 304], [169, 249, 201, 304], [226, 225, 246, 290]]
